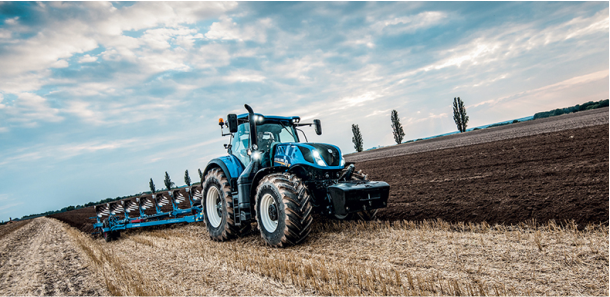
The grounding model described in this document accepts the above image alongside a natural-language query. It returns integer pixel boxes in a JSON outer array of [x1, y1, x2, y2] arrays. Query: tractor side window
[[231, 123, 250, 167], [278, 125, 298, 143]]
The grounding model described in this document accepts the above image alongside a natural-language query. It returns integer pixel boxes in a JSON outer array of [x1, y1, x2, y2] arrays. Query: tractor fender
[[249, 166, 288, 200], [203, 155, 245, 184]]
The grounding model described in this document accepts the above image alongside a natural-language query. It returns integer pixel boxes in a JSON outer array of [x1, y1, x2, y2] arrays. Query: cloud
[[1, 93, 63, 127], [78, 54, 98, 63], [374, 11, 448, 35], [205, 16, 272, 43], [224, 69, 266, 83], [473, 69, 610, 110], [0, 134, 184, 167]]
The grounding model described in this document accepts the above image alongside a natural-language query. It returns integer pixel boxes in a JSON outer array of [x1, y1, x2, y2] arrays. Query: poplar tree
[[391, 109, 405, 144], [198, 168, 203, 180], [184, 170, 191, 186], [164, 171, 174, 190], [149, 178, 156, 193], [352, 124, 364, 152], [453, 97, 469, 132]]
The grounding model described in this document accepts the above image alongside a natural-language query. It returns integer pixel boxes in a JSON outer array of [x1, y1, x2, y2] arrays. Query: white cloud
[[0, 1, 238, 95], [374, 11, 448, 35], [191, 43, 231, 69], [224, 69, 266, 83], [50, 59, 69, 68], [205, 17, 272, 43], [340, 92, 382, 107], [2, 93, 63, 127], [0, 29, 11, 39], [78, 54, 98, 63], [4, 17, 19, 25]]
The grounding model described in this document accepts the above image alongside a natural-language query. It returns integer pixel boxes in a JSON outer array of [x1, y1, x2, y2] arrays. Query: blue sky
[[0, 2, 608, 221]]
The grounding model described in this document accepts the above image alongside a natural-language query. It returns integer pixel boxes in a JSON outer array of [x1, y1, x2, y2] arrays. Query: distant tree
[[390, 110, 405, 144], [184, 170, 191, 186], [453, 97, 469, 133], [198, 168, 203, 180], [164, 171, 174, 190], [352, 124, 364, 152], [149, 178, 156, 193]]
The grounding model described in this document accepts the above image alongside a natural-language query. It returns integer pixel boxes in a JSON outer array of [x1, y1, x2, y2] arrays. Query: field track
[[0, 218, 107, 295]]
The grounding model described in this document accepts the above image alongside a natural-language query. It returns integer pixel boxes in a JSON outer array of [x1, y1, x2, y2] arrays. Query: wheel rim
[[260, 193, 278, 232], [206, 186, 222, 228]]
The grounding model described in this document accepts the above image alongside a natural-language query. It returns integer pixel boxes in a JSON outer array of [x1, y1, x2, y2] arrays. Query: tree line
[[533, 99, 608, 119], [351, 97, 469, 152]]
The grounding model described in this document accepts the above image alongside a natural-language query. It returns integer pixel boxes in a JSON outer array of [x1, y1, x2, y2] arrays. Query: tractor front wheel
[[255, 173, 313, 247], [202, 168, 249, 241]]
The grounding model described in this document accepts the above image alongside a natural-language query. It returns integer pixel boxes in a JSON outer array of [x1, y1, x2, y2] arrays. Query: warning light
[[218, 118, 224, 127]]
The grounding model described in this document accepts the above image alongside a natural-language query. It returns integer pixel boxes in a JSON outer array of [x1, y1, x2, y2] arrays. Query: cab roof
[[236, 113, 299, 122]]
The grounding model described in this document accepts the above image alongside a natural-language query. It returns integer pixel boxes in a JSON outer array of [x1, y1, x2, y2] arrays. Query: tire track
[[0, 217, 107, 296]]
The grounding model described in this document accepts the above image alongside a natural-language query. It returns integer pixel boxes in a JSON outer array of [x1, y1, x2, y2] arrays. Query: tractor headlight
[[254, 115, 265, 123], [252, 151, 262, 160], [312, 150, 327, 166], [340, 157, 345, 166]]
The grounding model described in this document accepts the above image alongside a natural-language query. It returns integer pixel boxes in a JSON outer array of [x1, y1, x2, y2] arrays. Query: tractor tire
[[202, 168, 249, 241], [103, 231, 112, 242], [112, 231, 121, 240], [102, 219, 112, 242], [255, 173, 313, 247], [332, 167, 377, 221]]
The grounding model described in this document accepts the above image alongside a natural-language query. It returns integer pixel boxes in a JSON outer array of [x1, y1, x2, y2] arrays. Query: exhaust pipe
[[245, 104, 257, 149]]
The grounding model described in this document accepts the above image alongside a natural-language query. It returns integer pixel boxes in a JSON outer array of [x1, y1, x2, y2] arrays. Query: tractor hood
[[273, 142, 345, 169]]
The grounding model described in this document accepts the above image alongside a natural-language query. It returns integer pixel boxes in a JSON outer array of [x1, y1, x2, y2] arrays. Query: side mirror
[[227, 114, 238, 133], [314, 119, 322, 135]]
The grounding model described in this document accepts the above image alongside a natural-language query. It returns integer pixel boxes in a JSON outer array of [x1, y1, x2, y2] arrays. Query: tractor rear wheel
[[202, 168, 249, 241], [255, 173, 313, 247]]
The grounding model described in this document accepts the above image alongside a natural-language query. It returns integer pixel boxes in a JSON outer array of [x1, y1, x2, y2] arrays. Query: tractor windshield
[[231, 121, 298, 167]]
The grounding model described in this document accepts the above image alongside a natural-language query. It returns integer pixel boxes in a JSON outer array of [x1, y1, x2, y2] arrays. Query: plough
[[92, 186, 204, 242]]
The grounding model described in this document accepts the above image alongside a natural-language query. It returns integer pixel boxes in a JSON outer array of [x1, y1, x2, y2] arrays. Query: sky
[[0, 2, 608, 221]]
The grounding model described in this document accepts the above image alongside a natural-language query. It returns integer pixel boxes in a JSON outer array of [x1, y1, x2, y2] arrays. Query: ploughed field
[[1, 107, 605, 296], [358, 123, 608, 227]]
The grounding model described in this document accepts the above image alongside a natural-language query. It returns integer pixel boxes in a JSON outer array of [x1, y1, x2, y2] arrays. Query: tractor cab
[[227, 115, 301, 168]]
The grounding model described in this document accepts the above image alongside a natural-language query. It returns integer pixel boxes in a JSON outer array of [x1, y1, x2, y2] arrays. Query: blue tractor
[[200, 104, 390, 247]]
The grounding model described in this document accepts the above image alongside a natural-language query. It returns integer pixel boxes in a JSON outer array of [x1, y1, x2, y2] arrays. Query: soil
[[49, 207, 97, 234], [347, 106, 608, 163], [357, 124, 608, 227]]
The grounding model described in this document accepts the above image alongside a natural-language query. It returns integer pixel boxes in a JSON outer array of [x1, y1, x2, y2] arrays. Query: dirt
[[49, 207, 98, 234], [0, 217, 108, 296], [347, 106, 608, 163], [356, 124, 608, 227]]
